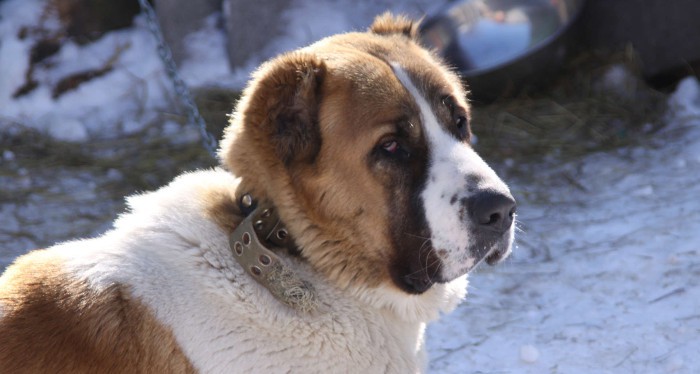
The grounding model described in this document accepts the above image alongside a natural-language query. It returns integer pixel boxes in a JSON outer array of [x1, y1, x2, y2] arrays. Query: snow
[[45, 116, 89, 141], [0, 0, 42, 98], [2, 0, 700, 373], [427, 79, 700, 373], [0, 0, 444, 139], [0, 0, 172, 140], [178, 13, 234, 87]]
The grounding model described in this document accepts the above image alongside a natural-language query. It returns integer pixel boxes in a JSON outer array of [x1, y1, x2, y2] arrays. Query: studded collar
[[229, 194, 318, 312]]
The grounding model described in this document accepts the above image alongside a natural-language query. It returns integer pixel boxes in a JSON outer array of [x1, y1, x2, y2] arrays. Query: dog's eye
[[376, 137, 410, 161], [441, 95, 455, 111], [442, 95, 469, 139], [382, 140, 399, 154], [456, 115, 468, 139]]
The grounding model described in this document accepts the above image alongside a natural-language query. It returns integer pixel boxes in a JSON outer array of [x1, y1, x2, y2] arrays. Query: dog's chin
[[469, 233, 514, 268], [399, 263, 470, 295], [397, 263, 455, 294], [399, 272, 440, 295], [485, 245, 512, 265], [398, 260, 470, 295], [396, 236, 513, 294], [484, 234, 515, 266], [434, 240, 514, 285]]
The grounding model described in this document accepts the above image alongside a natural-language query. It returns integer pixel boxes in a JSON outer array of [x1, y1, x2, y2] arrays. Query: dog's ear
[[370, 12, 419, 40], [243, 52, 326, 167]]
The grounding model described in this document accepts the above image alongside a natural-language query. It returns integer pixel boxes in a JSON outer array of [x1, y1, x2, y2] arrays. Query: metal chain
[[137, 0, 218, 158]]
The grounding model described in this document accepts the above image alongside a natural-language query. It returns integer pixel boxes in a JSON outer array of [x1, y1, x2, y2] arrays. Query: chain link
[[137, 0, 218, 158]]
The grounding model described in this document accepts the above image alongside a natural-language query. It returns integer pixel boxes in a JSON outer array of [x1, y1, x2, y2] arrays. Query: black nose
[[467, 191, 516, 233]]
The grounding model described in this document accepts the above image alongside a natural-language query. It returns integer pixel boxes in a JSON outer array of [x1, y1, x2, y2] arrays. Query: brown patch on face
[[0, 250, 195, 373], [283, 55, 414, 289], [220, 48, 395, 289], [219, 14, 473, 293]]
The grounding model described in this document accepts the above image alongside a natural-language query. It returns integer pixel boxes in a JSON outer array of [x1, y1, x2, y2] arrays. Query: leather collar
[[229, 194, 318, 312]]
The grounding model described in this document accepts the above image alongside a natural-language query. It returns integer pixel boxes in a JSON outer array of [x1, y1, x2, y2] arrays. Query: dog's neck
[[229, 191, 318, 313]]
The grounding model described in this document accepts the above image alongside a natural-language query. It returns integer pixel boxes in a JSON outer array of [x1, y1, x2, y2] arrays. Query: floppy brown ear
[[369, 12, 420, 40], [242, 52, 326, 167]]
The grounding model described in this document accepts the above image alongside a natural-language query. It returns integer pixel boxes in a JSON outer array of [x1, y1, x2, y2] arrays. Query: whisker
[[399, 233, 449, 280], [403, 255, 443, 278], [404, 232, 431, 241], [402, 240, 444, 279]]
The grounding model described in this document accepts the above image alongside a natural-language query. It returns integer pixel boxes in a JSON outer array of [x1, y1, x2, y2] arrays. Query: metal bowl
[[420, 0, 586, 101]]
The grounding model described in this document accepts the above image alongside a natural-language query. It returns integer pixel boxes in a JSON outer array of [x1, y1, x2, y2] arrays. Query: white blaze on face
[[391, 64, 511, 280]]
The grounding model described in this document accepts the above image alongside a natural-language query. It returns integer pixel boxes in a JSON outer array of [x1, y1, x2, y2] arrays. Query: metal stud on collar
[[241, 194, 253, 208]]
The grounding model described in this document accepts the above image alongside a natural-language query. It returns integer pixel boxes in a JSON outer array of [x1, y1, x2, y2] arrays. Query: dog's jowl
[[0, 13, 515, 373]]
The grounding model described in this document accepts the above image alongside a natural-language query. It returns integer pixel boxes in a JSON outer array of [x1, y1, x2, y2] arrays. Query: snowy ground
[[2, 1, 700, 373], [428, 78, 700, 373]]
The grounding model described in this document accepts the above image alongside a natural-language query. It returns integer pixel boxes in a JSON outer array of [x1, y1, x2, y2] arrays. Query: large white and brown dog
[[0, 14, 516, 373]]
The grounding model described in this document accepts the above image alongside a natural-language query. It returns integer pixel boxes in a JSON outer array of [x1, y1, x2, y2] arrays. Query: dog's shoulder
[[0, 169, 240, 372], [0, 247, 196, 373]]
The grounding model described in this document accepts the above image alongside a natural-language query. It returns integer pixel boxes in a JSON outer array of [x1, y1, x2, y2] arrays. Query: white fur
[[391, 64, 513, 280], [57, 169, 466, 373]]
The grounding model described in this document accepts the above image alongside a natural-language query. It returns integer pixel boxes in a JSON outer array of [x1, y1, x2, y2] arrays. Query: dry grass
[[0, 122, 214, 198], [470, 48, 669, 165]]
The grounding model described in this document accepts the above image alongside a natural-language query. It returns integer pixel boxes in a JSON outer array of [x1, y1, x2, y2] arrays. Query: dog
[[0, 13, 515, 373]]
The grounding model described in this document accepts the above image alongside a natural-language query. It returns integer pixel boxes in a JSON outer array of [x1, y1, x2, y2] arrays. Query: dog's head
[[220, 14, 515, 298]]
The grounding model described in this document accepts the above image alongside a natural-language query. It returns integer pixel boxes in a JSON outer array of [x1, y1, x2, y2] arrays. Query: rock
[[52, 0, 143, 44], [153, 0, 221, 64], [519, 344, 540, 363], [222, 0, 290, 68]]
